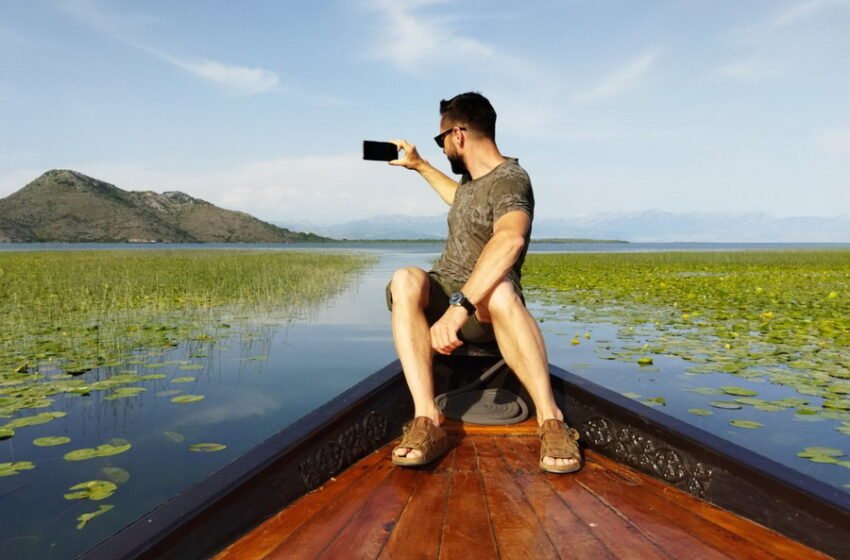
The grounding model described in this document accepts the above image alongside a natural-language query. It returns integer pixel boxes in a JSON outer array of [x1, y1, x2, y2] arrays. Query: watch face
[[449, 291, 464, 306]]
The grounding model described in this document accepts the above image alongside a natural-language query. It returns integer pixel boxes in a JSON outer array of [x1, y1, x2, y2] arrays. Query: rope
[[434, 359, 529, 425]]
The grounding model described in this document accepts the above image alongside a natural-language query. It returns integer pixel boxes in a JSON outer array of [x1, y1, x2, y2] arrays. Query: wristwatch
[[449, 291, 476, 315]]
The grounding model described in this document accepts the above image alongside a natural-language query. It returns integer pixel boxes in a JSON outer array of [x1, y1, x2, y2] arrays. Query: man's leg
[[478, 279, 577, 470], [389, 267, 440, 460]]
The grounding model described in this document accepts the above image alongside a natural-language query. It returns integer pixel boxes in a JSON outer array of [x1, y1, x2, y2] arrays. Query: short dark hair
[[439, 92, 496, 140]]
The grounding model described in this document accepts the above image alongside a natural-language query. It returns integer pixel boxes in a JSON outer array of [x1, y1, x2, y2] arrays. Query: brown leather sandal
[[392, 417, 450, 467], [538, 418, 582, 474]]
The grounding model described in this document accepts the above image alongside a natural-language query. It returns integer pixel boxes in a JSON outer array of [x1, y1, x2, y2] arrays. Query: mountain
[[278, 210, 850, 243], [0, 170, 327, 243], [278, 215, 448, 240]]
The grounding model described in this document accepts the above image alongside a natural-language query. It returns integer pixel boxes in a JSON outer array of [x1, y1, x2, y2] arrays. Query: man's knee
[[481, 278, 524, 319], [389, 267, 429, 307]]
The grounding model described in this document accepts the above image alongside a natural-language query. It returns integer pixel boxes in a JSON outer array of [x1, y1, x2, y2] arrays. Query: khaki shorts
[[386, 272, 521, 344]]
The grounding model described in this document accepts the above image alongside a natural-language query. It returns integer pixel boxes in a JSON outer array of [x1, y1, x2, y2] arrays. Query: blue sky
[[1, 0, 849, 224]]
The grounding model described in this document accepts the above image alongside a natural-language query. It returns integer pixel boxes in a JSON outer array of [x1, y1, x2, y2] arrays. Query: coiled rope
[[434, 359, 529, 425]]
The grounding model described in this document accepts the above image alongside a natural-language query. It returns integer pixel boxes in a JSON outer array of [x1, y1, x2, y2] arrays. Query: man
[[385, 92, 581, 473]]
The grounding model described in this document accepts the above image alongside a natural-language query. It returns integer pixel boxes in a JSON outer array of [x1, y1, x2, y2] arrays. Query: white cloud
[[59, 0, 280, 95], [360, 0, 537, 80], [156, 54, 280, 96], [570, 50, 659, 103], [818, 128, 850, 157], [718, 0, 849, 82], [42, 154, 448, 224], [716, 56, 777, 82], [767, 0, 844, 30]]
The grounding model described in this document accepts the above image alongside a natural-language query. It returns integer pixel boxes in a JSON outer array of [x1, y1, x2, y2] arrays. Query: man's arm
[[461, 210, 530, 305], [389, 139, 457, 205], [429, 210, 530, 355]]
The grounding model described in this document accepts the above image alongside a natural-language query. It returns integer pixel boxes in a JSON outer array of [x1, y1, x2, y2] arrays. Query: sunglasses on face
[[434, 127, 466, 148]]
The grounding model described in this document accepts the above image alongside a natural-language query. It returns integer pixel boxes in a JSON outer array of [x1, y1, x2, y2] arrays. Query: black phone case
[[363, 141, 398, 161]]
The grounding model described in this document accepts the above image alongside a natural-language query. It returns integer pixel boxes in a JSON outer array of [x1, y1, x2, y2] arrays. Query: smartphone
[[363, 141, 398, 162]]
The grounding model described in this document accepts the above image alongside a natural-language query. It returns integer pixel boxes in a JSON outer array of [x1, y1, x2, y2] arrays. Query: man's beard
[[447, 153, 468, 176]]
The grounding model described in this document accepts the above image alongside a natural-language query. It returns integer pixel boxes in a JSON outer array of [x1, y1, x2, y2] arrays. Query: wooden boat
[[83, 348, 850, 559]]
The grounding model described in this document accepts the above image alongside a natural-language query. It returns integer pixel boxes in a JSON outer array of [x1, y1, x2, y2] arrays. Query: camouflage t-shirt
[[431, 158, 534, 289]]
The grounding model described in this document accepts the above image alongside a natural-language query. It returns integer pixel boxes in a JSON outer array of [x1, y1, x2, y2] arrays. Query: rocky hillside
[[0, 170, 327, 243]]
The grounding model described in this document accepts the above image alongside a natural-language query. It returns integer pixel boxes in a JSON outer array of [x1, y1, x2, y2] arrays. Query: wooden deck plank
[[317, 466, 421, 559], [491, 436, 617, 559], [439, 435, 500, 560], [214, 449, 386, 560], [474, 436, 561, 560], [442, 418, 539, 437], [589, 452, 835, 560], [575, 455, 776, 560], [263, 457, 396, 559], [379, 470, 451, 560], [219, 426, 835, 560], [508, 438, 732, 560], [506, 438, 671, 560]]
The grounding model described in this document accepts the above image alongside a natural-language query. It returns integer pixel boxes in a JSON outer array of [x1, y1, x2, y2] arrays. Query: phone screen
[[363, 141, 398, 161]]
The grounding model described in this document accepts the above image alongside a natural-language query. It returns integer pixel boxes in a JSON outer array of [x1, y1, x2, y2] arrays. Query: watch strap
[[450, 291, 476, 315]]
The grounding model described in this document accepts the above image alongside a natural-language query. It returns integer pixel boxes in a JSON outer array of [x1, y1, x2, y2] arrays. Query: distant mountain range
[[278, 210, 850, 243], [0, 170, 326, 243]]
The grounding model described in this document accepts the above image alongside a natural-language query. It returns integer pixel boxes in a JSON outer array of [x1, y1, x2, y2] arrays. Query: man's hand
[[388, 139, 425, 171], [430, 306, 469, 355]]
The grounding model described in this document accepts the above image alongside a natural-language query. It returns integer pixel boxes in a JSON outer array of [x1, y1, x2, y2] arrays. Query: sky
[[1, 0, 849, 224]]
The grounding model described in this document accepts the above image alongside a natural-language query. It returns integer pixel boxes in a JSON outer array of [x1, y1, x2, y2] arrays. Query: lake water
[[2, 242, 849, 558]]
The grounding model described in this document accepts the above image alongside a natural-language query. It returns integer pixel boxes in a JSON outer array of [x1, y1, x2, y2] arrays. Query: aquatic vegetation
[[33, 436, 71, 447], [0, 461, 34, 477], [730, 420, 764, 429], [525, 251, 850, 471], [63, 439, 132, 461], [0, 250, 374, 441], [64, 480, 118, 501], [688, 408, 713, 416], [171, 394, 204, 404], [101, 467, 130, 484], [188, 443, 227, 452], [76, 505, 114, 530]]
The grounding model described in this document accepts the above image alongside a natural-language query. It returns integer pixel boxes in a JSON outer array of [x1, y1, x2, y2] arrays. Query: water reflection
[[2, 245, 849, 558]]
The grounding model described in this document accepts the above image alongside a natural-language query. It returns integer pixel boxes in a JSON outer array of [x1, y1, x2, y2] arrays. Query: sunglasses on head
[[434, 127, 466, 148]]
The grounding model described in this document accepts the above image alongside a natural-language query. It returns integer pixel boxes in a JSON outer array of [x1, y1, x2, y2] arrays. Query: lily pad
[[188, 443, 227, 452], [164, 431, 185, 443], [797, 447, 845, 459], [178, 364, 204, 371], [171, 395, 204, 404], [621, 392, 641, 399], [641, 396, 666, 407], [0, 428, 14, 440], [721, 386, 758, 397], [171, 377, 197, 384], [0, 461, 35, 477], [64, 480, 117, 501], [2, 411, 66, 430], [730, 420, 764, 429], [710, 401, 743, 410], [754, 403, 785, 412], [101, 467, 130, 484], [824, 400, 850, 411], [76, 504, 114, 530], [33, 436, 71, 447], [688, 408, 714, 416], [687, 387, 723, 396], [64, 439, 132, 461], [637, 357, 654, 366], [104, 387, 146, 400]]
